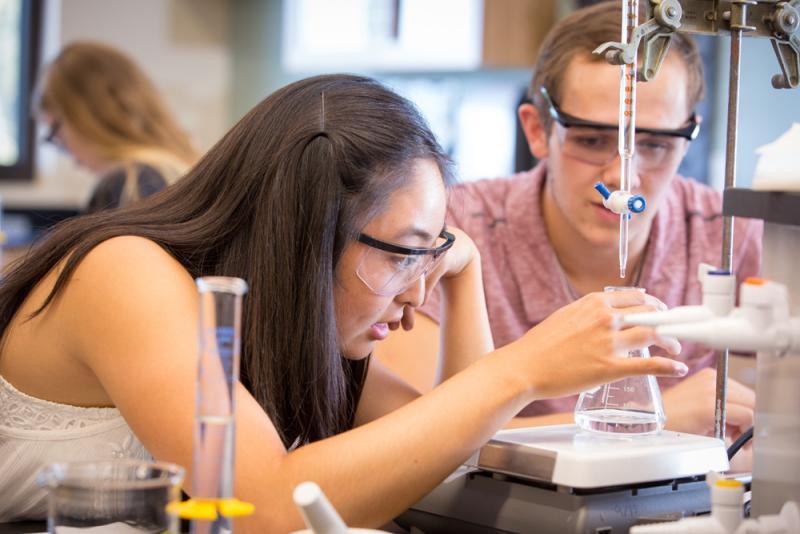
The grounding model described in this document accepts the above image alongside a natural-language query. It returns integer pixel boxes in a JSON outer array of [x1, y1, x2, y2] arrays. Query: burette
[[593, 0, 647, 279], [618, 0, 638, 279]]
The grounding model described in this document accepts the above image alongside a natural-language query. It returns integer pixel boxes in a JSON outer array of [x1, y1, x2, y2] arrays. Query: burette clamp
[[592, 0, 683, 81], [594, 182, 647, 217]]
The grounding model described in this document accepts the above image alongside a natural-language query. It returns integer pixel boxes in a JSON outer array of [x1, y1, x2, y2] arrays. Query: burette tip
[[619, 267, 626, 279]]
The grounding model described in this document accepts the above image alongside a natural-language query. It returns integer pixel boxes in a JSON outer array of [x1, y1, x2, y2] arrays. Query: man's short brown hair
[[529, 1, 705, 123]]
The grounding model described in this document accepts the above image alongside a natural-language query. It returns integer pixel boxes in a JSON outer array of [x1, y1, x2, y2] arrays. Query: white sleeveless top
[[0, 375, 150, 521]]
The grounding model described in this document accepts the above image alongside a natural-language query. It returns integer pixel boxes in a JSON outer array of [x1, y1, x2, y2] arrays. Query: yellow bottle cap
[[218, 498, 255, 517], [715, 479, 743, 488], [166, 499, 219, 521]]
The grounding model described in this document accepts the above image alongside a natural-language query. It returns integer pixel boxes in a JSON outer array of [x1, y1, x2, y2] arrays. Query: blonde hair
[[35, 41, 199, 204]]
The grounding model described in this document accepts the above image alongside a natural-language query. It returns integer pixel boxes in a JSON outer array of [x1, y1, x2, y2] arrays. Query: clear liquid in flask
[[574, 287, 666, 436]]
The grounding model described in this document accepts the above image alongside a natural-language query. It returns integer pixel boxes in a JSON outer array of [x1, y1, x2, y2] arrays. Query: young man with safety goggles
[[376, 1, 761, 444]]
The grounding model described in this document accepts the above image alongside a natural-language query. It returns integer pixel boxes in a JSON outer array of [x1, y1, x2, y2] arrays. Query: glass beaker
[[37, 459, 184, 533], [574, 286, 666, 435]]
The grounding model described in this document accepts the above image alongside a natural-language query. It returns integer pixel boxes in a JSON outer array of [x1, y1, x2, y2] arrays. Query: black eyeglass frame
[[43, 120, 62, 146], [357, 229, 455, 258], [539, 86, 700, 141]]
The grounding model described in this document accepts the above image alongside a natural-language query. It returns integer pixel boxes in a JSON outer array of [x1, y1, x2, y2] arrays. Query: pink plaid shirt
[[421, 161, 762, 416]]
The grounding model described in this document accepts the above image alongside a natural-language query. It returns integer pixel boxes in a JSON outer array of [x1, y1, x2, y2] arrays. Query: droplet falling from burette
[[619, 213, 629, 278]]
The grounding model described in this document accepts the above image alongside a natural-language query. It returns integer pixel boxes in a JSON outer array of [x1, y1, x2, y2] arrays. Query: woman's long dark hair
[[0, 74, 453, 447]]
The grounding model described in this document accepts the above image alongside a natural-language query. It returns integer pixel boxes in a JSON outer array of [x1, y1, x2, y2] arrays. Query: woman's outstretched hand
[[507, 289, 689, 401]]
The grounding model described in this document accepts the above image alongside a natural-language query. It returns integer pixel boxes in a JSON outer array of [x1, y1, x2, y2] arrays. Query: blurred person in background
[[34, 41, 198, 213]]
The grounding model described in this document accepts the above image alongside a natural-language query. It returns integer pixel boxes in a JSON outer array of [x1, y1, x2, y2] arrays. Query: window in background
[[282, 0, 484, 72], [383, 75, 528, 182], [274, 0, 558, 182], [0, 0, 40, 181]]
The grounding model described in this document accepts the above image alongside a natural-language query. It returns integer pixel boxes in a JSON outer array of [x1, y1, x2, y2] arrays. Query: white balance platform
[[468, 424, 730, 489]]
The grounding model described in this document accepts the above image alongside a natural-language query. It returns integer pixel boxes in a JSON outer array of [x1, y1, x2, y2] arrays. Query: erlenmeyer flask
[[574, 286, 666, 435]]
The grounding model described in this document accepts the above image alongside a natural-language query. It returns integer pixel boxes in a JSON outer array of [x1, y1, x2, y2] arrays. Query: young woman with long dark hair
[[0, 74, 686, 530]]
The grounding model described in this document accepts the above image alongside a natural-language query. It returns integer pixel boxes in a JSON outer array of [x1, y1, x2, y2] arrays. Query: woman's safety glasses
[[356, 229, 455, 296], [540, 86, 698, 170]]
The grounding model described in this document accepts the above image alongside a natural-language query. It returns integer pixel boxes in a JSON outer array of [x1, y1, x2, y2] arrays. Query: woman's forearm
[[436, 254, 493, 383], [238, 346, 531, 532]]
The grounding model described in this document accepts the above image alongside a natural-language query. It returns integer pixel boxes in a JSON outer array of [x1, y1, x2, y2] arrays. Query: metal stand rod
[[715, 0, 752, 441]]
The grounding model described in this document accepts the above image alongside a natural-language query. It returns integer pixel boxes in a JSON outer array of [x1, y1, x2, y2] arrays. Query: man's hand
[[662, 367, 755, 439]]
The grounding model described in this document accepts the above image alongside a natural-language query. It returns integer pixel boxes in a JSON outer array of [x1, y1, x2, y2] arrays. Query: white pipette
[[293, 481, 348, 534]]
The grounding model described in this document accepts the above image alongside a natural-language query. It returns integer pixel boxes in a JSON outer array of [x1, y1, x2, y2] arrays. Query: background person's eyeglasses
[[43, 120, 63, 148], [355, 229, 455, 296], [539, 86, 698, 170]]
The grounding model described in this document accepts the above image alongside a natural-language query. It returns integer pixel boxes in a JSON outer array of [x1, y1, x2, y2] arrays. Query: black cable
[[728, 426, 754, 460]]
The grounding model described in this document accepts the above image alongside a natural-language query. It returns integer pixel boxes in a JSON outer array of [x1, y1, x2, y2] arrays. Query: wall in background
[[9, 0, 526, 209], [230, 1, 800, 187], [708, 36, 800, 189], [230, 0, 291, 122], [230, 0, 534, 183], [5, 0, 797, 210]]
